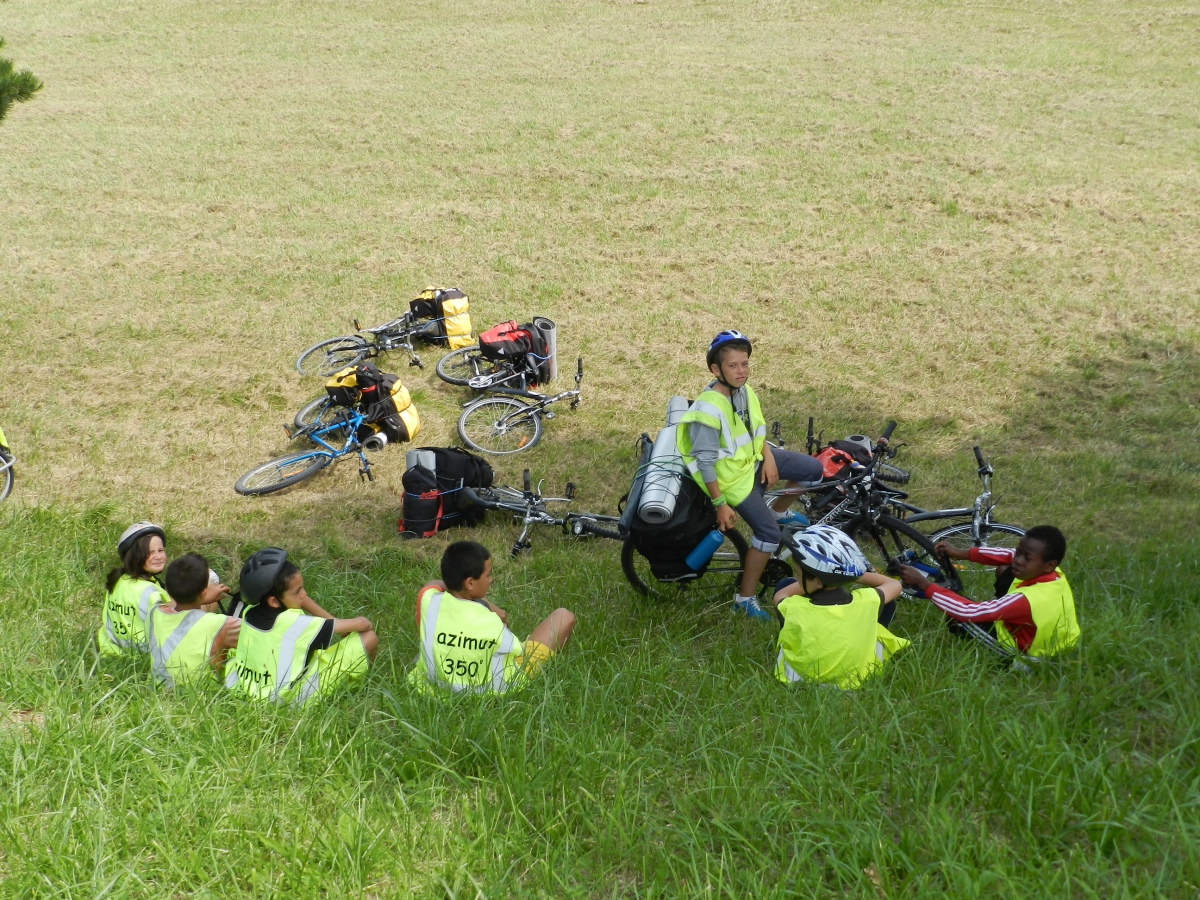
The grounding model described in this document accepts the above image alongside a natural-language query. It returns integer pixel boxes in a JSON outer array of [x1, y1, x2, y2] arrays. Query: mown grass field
[[2, 0, 1199, 895]]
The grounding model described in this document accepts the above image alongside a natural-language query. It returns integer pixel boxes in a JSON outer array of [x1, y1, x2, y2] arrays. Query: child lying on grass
[[409, 540, 575, 694], [898, 525, 1079, 659]]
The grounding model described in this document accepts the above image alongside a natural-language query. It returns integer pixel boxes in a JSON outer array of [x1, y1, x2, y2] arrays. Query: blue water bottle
[[900, 549, 941, 579], [686, 529, 726, 571]]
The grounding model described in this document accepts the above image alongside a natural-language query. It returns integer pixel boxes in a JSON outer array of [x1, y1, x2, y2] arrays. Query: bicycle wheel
[[435, 346, 502, 386], [234, 450, 331, 496], [295, 336, 369, 377], [928, 521, 1025, 600], [0, 454, 12, 503], [846, 514, 962, 593], [621, 529, 749, 604], [457, 397, 542, 455], [293, 395, 334, 431]]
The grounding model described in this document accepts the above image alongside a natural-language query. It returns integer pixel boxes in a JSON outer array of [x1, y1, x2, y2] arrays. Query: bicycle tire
[[0, 456, 12, 503], [621, 528, 749, 604], [293, 395, 335, 431], [295, 336, 369, 377], [876, 463, 911, 485], [234, 451, 331, 496], [928, 521, 1025, 600], [435, 346, 503, 387], [846, 513, 962, 593], [457, 397, 542, 455]]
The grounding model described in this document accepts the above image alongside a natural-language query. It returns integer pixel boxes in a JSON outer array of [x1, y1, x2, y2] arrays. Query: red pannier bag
[[814, 446, 857, 479], [477, 320, 551, 385]]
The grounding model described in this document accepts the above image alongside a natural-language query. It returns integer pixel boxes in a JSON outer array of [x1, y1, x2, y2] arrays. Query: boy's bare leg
[[361, 630, 379, 661], [768, 480, 801, 513], [527, 608, 576, 652]]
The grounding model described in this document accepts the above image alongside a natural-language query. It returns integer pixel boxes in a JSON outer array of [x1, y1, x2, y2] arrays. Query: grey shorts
[[734, 448, 824, 552]]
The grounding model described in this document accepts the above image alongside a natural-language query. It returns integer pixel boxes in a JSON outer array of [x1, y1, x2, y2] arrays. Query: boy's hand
[[760, 445, 778, 486], [897, 565, 931, 593], [933, 542, 970, 561], [715, 504, 737, 532], [487, 601, 508, 625], [201, 581, 230, 608]]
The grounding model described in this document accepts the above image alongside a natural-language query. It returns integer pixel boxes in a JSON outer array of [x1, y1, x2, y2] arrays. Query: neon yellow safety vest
[[407, 590, 525, 694], [147, 605, 230, 687], [775, 586, 911, 689], [97, 575, 169, 656], [224, 608, 327, 704], [676, 384, 767, 507], [996, 570, 1079, 658]]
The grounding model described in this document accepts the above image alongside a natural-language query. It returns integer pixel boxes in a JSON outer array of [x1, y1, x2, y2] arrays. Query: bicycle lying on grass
[[0, 425, 14, 502], [234, 408, 380, 495], [886, 445, 1025, 600], [456, 358, 585, 455], [761, 420, 963, 596], [459, 469, 622, 556], [295, 313, 442, 377]]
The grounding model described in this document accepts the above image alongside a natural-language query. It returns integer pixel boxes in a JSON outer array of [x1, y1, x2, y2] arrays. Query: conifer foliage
[[0, 37, 42, 124]]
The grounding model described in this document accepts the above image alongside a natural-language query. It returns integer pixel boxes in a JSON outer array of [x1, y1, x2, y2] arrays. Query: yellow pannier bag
[[411, 287, 474, 350]]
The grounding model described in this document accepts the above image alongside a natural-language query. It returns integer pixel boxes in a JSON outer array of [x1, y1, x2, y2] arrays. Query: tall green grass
[[1, 504, 1197, 898]]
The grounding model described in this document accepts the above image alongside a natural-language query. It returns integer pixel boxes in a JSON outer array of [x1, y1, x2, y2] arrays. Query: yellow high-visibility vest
[[775, 587, 910, 689], [407, 589, 525, 694], [676, 385, 766, 507], [225, 608, 327, 703], [147, 605, 230, 687], [996, 570, 1079, 657], [97, 575, 169, 656]]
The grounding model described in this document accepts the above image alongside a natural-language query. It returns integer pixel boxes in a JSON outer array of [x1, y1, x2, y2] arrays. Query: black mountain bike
[[0, 425, 14, 502], [295, 313, 442, 377], [764, 421, 963, 595]]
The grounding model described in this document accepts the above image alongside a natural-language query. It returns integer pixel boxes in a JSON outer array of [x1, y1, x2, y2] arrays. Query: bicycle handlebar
[[881, 420, 897, 442], [973, 445, 984, 467]]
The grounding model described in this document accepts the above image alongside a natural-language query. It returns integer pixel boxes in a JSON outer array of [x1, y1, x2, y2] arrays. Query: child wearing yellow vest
[[898, 525, 1079, 658], [227, 549, 377, 704], [772, 525, 910, 689], [98, 521, 171, 657], [409, 541, 576, 694], [148, 553, 241, 687]]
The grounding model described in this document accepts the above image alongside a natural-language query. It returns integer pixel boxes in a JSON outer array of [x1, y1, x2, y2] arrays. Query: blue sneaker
[[732, 594, 774, 622], [776, 511, 810, 528]]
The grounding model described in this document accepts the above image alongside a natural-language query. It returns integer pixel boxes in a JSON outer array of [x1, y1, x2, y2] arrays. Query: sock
[[735, 594, 757, 605]]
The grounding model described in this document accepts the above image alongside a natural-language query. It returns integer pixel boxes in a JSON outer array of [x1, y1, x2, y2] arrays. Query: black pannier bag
[[399, 447, 495, 537], [621, 430, 716, 582]]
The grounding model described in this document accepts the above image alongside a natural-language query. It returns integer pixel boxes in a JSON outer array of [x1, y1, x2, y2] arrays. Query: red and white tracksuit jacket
[[922, 547, 1063, 654]]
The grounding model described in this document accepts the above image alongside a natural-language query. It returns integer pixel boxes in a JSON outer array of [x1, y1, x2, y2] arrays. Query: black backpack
[[399, 447, 495, 538], [620, 435, 718, 581]]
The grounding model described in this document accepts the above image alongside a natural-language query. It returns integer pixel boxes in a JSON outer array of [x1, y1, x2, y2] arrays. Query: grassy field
[[2, 0, 1199, 895]]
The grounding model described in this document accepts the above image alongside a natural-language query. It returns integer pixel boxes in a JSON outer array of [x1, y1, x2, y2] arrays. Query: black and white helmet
[[117, 521, 165, 558], [784, 525, 868, 586]]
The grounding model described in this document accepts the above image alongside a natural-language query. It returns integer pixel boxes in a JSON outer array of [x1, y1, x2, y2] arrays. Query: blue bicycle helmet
[[706, 330, 753, 369]]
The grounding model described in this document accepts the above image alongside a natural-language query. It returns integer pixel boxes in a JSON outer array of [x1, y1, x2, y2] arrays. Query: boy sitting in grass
[[771, 525, 910, 689], [148, 553, 240, 688], [898, 525, 1079, 659], [228, 549, 378, 703], [409, 540, 576, 694]]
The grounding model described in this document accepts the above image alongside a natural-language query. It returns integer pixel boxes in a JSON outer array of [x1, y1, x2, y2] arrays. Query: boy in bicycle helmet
[[772, 525, 909, 688], [898, 525, 1079, 658], [676, 330, 825, 620]]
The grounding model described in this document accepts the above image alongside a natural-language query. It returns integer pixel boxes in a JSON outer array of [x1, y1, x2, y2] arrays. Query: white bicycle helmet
[[784, 525, 869, 586], [117, 521, 165, 558]]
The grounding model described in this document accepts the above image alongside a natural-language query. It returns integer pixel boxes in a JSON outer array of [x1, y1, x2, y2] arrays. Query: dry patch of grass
[[1, 0, 1198, 541]]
